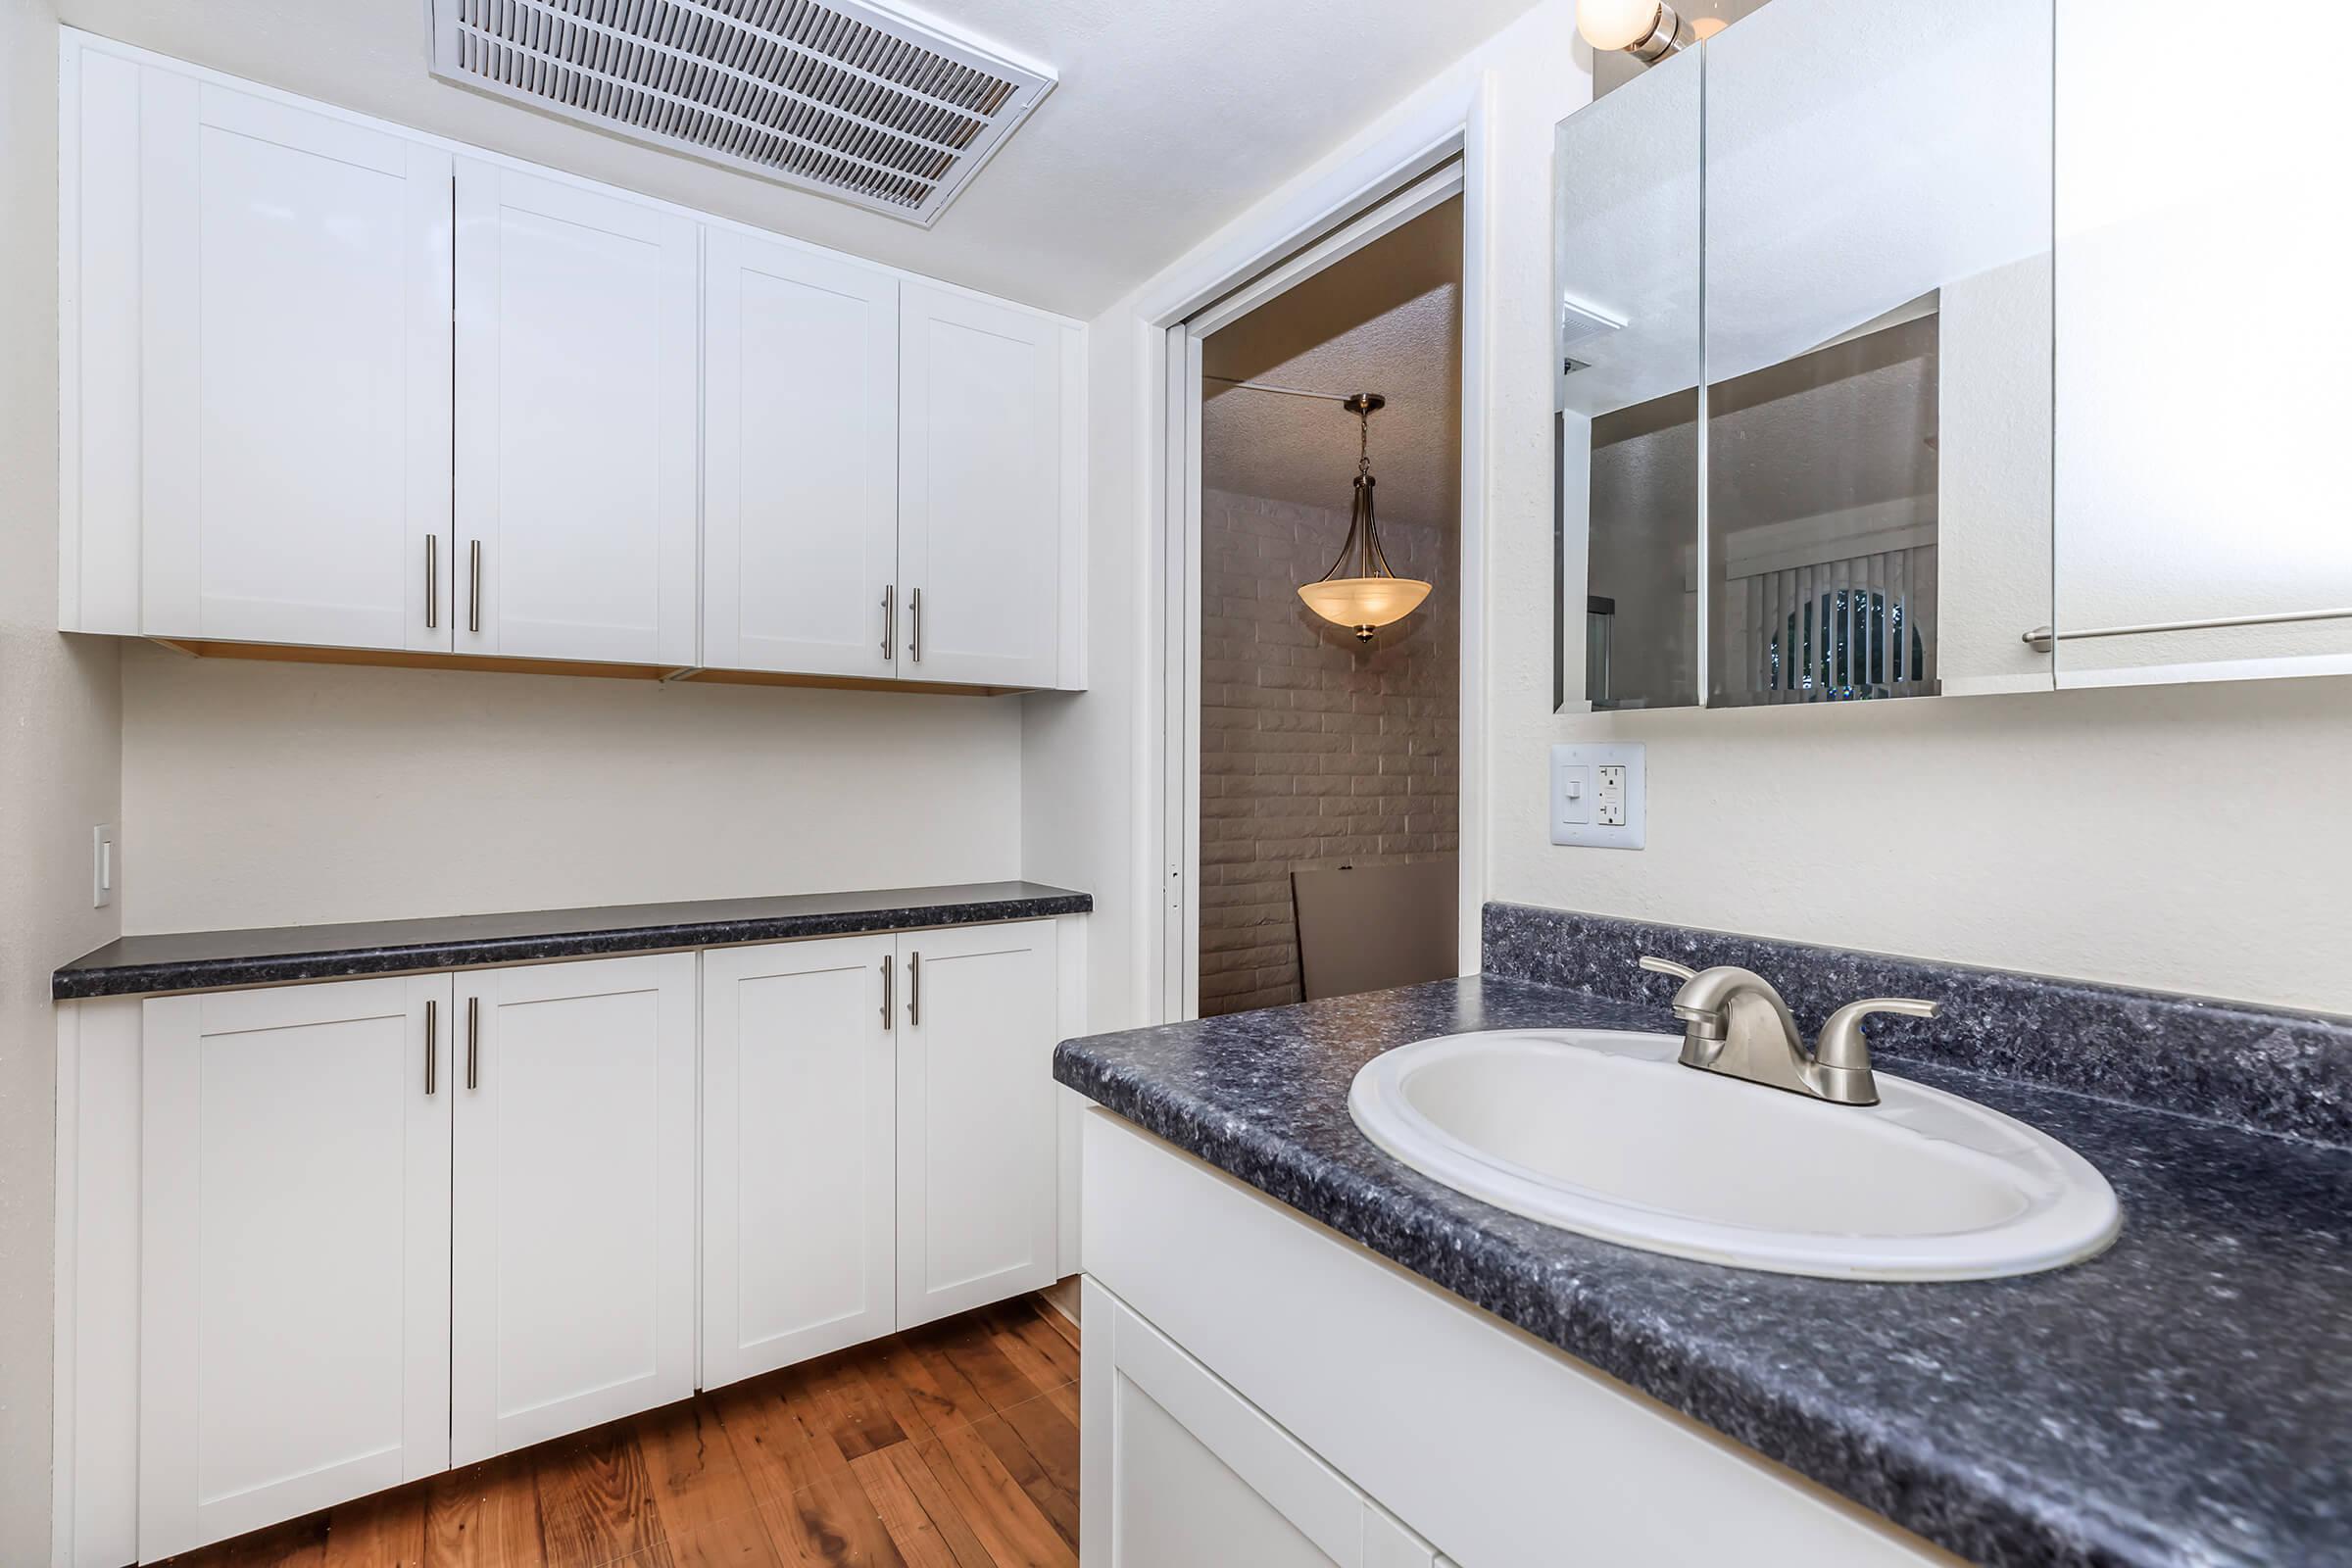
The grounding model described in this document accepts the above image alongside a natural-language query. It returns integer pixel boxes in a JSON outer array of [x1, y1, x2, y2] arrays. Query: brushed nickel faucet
[[1637, 956, 1940, 1106]]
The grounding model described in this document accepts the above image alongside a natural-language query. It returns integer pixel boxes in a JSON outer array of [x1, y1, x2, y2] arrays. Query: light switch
[[1549, 745, 1645, 849], [92, 822, 117, 908]]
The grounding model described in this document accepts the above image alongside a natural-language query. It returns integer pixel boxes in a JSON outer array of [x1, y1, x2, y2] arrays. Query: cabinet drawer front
[[135, 76, 453, 651], [138, 975, 452, 1559], [701, 935, 899, 1387], [452, 953, 697, 1462]]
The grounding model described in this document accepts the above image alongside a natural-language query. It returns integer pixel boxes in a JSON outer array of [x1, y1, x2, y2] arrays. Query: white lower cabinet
[[450, 954, 698, 1462], [138, 977, 451, 1561], [700, 920, 1065, 1385], [1084, 1280, 1437, 1568], [701, 934, 899, 1386], [82, 922, 1069, 1562], [895, 920, 1061, 1326]]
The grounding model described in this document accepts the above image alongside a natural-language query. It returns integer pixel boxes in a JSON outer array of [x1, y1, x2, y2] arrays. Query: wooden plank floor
[[165, 1294, 1081, 1568]]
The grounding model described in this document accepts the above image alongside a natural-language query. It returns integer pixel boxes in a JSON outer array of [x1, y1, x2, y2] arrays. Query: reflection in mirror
[[1555, 47, 1702, 710], [1701, 0, 2052, 706]]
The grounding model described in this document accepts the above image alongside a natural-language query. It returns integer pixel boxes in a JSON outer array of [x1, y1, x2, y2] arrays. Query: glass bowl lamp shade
[[1298, 393, 1433, 641]]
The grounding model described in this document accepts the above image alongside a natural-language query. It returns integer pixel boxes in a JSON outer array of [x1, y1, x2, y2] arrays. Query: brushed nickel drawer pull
[[467, 539, 482, 634], [881, 584, 896, 661], [881, 954, 894, 1030], [425, 535, 439, 630], [906, 587, 921, 663], [466, 995, 480, 1090], [908, 951, 921, 1025], [424, 999, 438, 1095]]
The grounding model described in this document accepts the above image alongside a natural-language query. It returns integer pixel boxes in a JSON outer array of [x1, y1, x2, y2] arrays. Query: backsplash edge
[[1481, 902, 2352, 1150]]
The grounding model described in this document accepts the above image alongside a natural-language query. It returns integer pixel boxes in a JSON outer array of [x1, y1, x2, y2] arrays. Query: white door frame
[[1137, 76, 1496, 1022]]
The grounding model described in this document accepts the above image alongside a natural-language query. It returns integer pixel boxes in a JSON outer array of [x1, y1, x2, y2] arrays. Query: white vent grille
[[430, 0, 1054, 225]]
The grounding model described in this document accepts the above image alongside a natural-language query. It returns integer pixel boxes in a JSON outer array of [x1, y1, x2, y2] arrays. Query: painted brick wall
[[1199, 487, 1459, 1015]]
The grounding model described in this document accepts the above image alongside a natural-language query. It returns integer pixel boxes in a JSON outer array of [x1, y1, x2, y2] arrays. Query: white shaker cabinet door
[[898, 285, 1070, 689], [704, 229, 901, 678], [1090, 1289, 1434, 1568], [131, 75, 454, 650], [455, 165, 699, 665], [450, 954, 697, 1463], [138, 976, 453, 1560], [895, 920, 1059, 1327], [701, 935, 900, 1389]]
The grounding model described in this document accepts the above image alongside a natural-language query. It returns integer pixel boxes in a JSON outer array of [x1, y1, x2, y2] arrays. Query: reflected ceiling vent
[[429, 0, 1055, 226]]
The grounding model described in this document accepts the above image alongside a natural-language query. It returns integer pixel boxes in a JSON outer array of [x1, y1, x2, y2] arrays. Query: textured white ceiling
[[57, 0, 1543, 318], [1201, 199, 1462, 532]]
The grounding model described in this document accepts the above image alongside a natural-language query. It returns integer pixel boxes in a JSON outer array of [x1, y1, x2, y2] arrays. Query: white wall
[[1080, 0, 2352, 1018], [0, 0, 122, 1553], [121, 649, 1025, 932]]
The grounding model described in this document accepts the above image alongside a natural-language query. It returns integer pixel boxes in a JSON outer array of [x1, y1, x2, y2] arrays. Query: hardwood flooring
[[165, 1295, 1082, 1568]]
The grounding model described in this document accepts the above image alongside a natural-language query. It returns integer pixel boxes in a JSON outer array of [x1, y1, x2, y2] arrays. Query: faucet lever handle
[[1816, 997, 1941, 1067], [1638, 955, 1698, 982]]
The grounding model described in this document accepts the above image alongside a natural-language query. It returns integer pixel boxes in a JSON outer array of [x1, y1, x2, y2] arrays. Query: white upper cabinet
[[450, 954, 697, 1463], [455, 165, 699, 665], [704, 231, 901, 678], [899, 284, 1080, 689], [137, 976, 451, 1559], [70, 63, 454, 648], [61, 35, 1083, 688]]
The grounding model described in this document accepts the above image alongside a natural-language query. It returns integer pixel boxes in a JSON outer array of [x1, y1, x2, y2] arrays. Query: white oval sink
[[1348, 1029, 2120, 1281]]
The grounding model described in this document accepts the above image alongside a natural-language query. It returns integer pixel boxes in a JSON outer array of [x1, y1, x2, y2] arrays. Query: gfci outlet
[[1550, 744, 1645, 849]]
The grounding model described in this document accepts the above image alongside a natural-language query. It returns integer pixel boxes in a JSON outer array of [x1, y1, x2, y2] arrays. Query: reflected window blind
[[1733, 546, 1937, 702]]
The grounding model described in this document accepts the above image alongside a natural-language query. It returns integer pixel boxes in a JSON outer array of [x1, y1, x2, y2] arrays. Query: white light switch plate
[[1550, 744, 1645, 849], [92, 822, 117, 907]]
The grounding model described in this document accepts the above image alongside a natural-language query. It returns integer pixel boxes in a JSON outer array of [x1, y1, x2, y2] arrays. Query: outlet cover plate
[[1550, 744, 1645, 849]]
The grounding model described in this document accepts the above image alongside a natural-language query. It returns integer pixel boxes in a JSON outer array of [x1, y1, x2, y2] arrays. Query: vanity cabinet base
[[1079, 1109, 1961, 1568]]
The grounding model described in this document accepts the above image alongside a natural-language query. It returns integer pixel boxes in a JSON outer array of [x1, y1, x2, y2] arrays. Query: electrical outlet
[[92, 823, 117, 908], [1550, 745, 1645, 849]]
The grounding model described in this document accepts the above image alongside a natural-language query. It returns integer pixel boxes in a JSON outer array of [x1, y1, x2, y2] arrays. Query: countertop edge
[[56, 889, 1093, 1001]]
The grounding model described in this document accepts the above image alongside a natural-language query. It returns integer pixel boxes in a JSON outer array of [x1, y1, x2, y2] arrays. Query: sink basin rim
[[1348, 1028, 2122, 1282]]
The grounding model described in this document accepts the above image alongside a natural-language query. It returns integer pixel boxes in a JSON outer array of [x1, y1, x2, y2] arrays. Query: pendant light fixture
[[1297, 393, 1433, 641]]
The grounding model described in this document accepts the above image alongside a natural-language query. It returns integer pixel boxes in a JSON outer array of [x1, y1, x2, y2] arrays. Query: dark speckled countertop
[[56, 881, 1091, 999], [1054, 975, 2352, 1568]]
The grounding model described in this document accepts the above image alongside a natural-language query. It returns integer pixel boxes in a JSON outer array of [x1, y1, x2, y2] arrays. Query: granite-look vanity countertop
[[56, 881, 1091, 999], [1054, 976, 2352, 1568]]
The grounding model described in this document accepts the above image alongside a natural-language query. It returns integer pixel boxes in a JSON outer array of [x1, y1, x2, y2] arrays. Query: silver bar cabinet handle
[[880, 585, 896, 661], [880, 955, 894, 1030], [425, 535, 439, 630], [467, 539, 482, 634], [466, 995, 479, 1090], [906, 587, 921, 663], [424, 999, 438, 1095], [907, 951, 921, 1025]]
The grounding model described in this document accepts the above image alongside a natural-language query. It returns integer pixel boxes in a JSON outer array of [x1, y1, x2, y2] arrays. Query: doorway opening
[[1186, 194, 1465, 1017]]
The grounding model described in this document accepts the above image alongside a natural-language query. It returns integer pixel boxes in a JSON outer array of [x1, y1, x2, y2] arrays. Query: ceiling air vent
[[429, 0, 1054, 225]]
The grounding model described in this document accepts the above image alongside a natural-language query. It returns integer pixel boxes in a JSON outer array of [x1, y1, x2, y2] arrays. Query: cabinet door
[[705, 229, 901, 678], [138, 976, 451, 1559], [898, 285, 1069, 688], [451, 954, 696, 1462], [896, 921, 1058, 1327], [135, 76, 453, 650], [702, 935, 898, 1389], [1096, 1291, 1425, 1568], [455, 165, 698, 665]]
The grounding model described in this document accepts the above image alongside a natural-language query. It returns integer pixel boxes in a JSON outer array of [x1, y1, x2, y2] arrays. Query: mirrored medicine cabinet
[[1553, 0, 2352, 712]]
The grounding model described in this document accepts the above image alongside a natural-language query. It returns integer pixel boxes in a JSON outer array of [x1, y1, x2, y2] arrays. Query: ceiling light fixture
[[1297, 394, 1433, 642], [1577, 0, 1697, 62]]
